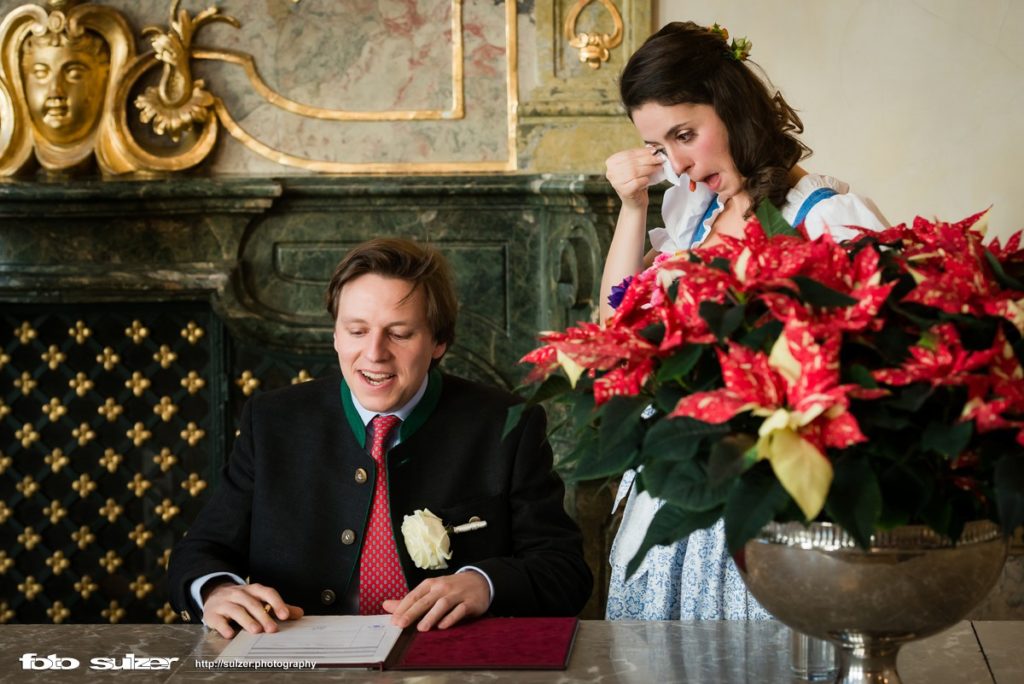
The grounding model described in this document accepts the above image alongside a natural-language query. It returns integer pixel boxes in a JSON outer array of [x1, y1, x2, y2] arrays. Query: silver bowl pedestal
[[739, 521, 1008, 684]]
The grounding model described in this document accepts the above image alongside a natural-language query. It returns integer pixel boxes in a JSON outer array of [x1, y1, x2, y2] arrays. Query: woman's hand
[[605, 147, 664, 210]]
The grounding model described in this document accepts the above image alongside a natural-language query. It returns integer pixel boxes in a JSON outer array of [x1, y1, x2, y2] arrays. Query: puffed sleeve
[[783, 174, 888, 243]]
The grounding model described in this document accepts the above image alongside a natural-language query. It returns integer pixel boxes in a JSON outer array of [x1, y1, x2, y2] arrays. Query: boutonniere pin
[[401, 508, 488, 570]]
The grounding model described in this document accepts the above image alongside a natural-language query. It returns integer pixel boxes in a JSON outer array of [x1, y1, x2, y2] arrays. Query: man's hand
[[382, 572, 489, 631], [202, 582, 304, 639]]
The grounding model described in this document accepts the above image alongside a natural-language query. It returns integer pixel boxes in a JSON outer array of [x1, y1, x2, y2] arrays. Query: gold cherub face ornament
[[20, 29, 110, 146]]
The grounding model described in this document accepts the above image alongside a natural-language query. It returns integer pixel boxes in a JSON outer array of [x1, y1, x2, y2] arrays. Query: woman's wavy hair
[[620, 21, 811, 215]]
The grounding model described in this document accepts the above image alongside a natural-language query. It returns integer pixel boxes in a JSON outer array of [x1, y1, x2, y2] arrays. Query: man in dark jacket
[[168, 238, 591, 638]]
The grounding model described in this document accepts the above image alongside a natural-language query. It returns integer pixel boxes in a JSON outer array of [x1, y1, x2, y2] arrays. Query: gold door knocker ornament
[[563, 0, 623, 70]]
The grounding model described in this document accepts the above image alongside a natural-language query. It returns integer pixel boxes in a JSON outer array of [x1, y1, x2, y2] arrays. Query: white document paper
[[216, 615, 403, 667]]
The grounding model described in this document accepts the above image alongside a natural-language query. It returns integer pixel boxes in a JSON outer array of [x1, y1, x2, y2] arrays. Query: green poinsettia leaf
[[754, 198, 798, 237], [888, 383, 933, 412], [790, 276, 859, 308], [555, 425, 597, 476], [984, 248, 1024, 291], [919, 492, 953, 540], [501, 403, 525, 441], [568, 396, 646, 481], [642, 456, 730, 512], [699, 301, 746, 341], [708, 256, 732, 273], [878, 463, 929, 528], [847, 364, 879, 389], [626, 504, 722, 578], [824, 456, 882, 548], [723, 466, 792, 554], [639, 323, 666, 345], [872, 322, 917, 366], [739, 319, 783, 352], [641, 416, 729, 463], [530, 374, 573, 404], [921, 421, 973, 459], [654, 384, 685, 414], [656, 344, 706, 383], [707, 437, 757, 487], [995, 455, 1024, 535], [571, 390, 596, 431]]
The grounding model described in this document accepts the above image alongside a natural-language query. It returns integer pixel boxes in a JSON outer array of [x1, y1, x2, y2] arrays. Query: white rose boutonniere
[[401, 508, 453, 570]]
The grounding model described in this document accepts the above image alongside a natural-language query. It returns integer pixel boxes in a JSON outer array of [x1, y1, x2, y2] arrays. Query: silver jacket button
[[341, 529, 356, 545], [354, 468, 368, 484]]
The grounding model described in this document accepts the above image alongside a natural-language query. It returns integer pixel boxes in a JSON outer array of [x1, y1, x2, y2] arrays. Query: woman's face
[[631, 102, 746, 202]]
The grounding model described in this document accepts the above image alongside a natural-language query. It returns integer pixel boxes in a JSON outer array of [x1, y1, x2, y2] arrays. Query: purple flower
[[607, 276, 633, 310]]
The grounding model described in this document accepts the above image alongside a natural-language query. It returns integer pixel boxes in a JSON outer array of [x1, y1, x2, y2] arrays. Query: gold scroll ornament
[[0, 0, 497, 175]]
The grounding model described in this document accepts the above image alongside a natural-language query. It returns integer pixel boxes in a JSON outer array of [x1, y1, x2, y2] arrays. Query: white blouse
[[648, 171, 888, 253]]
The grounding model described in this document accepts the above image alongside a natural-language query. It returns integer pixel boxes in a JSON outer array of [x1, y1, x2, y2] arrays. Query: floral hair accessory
[[709, 22, 752, 61]]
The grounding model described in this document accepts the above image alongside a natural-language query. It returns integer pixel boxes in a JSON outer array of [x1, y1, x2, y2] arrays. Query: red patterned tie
[[359, 414, 408, 615]]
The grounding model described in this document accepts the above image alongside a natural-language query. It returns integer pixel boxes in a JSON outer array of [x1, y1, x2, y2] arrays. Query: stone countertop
[[1, 620, 1021, 682]]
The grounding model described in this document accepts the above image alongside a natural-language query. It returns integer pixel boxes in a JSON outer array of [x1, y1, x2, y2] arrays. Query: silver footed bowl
[[739, 520, 1008, 684]]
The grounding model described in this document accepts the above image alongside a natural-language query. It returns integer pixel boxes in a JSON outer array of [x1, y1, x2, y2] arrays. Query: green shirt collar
[[340, 368, 443, 448]]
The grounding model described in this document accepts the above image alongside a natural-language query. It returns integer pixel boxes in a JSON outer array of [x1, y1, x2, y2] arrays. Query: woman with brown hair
[[602, 22, 887, 620]]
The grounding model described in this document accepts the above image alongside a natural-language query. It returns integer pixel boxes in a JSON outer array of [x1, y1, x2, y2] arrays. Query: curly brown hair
[[620, 21, 810, 216]]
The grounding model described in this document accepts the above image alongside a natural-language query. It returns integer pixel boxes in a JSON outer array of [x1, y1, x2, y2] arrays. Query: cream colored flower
[[401, 508, 452, 570]]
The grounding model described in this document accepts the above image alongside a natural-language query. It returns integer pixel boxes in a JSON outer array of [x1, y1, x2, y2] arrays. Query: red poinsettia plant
[[513, 205, 1024, 573]]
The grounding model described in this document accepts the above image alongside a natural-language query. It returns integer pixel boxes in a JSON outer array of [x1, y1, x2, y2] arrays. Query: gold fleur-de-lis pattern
[[42, 501, 67, 525], [124, 320, 149, 344], [236, 370, 260, 396], [156, 602, 178, 624], [153, 396, 178, 422], [124, 372, 151, 397], [153, 448, 177, 472], [44, 448, 69, 473], [15, 321, 37, 344], [102, 600, 126, 624], [1, 310, 332, 623], [130, 575, 154, 599], [14, 372, 37, 396], [75, 575, 99, 599], [72, 526, 96, 550], [180, 371, 205, 395], [40, 345, 66, 370], [47, 601, 70, 624], [180, 422, 205, 446], [181, 472, 207, 497], [68, 372, 94, 397], [96, 347, 120, 370], [42, 398, 67, 422], [68, 321, 92, 345], [99, 498, 124, 523], [153, 345, 177, 369], [126, 422, 152, 447], [97, 398, 124, 422]]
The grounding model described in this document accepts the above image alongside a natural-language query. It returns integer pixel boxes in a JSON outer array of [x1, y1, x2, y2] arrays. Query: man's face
[[21, 41, 109, 145], [333, 274, 446, 414]]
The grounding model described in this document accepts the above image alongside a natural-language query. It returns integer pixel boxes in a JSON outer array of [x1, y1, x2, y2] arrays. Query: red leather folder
[[389, 617, 579, 670]]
